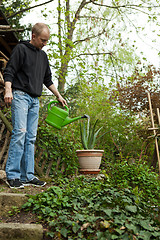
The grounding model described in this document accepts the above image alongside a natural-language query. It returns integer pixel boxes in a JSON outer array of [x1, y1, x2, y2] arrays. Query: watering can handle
[[48, 100, 69, 112]]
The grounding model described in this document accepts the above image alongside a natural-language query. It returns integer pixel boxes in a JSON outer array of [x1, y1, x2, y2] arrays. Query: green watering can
[[45, 100, 88, 130]]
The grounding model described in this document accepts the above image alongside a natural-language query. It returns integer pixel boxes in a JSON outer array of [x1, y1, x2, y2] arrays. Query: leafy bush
[[106, 160, 160, 207], [64, 80, 151, 164], [22, 176, 160, 239], [36, 80, 154, 176], [35, 120, 80, 175]]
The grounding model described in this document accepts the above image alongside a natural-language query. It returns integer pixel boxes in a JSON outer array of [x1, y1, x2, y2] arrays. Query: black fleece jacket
[[4, 40, 53, 97]]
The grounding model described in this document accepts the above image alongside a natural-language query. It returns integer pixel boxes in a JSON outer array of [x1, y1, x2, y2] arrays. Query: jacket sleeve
[[43, 57, 53, 88], [4, 44, 25, 83]]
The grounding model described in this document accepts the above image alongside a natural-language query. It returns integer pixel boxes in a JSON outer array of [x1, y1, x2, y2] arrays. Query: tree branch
[[74, 28, 106, 45], [58, 0, 62, 57], [109, 54, 118, 81], [71, 0, 92, 30], [7, 0, 55, 19], [90, 0, 160, 18], [79, 15, 110, 22], [73, 52, 112, 59], [66, 0, 71, 26], [90, 0, 160, 9]]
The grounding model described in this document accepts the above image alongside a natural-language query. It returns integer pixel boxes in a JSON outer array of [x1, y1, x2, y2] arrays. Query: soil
[[0, 179, 54, 240]]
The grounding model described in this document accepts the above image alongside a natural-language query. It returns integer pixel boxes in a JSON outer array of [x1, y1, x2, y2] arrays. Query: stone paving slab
[[0, 193, 28, 216], [0, 223, 43, 240]]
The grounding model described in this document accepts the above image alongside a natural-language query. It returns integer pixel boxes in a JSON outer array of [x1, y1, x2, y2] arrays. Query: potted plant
[[76, 117, 108, 174]]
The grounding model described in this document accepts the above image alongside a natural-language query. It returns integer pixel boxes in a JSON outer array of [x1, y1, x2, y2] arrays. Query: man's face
[[32, 29, 50, 50]]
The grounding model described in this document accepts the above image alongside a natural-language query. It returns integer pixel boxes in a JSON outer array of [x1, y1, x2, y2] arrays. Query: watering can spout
[[82, 114, 90, 119], [61, 114, 89, 127]]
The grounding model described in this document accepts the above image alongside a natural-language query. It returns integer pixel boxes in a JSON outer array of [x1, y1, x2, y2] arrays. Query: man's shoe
[[23, 177, 46, 187], [6, 179, 24, 189]]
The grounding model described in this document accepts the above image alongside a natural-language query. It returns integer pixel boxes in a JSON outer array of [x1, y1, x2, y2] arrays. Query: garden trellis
[[148, 92, 160, 175]]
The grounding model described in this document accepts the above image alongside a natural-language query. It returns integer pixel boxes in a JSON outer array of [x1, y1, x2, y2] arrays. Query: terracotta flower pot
[[76, 149, 104, 174]]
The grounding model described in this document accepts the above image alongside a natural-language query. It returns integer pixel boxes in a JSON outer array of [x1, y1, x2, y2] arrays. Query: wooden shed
[[0, 10, 18, 55], [0, 10, 19, 170]]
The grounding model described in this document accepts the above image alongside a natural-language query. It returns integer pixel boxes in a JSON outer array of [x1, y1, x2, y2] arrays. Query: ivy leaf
[[75, 213, 85, 221], [125, 223, 138, 234], [125, 205, 137, 213], [102, 208, 112, 217], [111, 235, 119, 239], [60, 227, 68, 237], [115, 228, 125, 234], [152, 231, 160, 237], [96, 231, 103, 238], [139, 220, 154, 231], [139, 230, 152, 240], [72, 223, 80, 233]]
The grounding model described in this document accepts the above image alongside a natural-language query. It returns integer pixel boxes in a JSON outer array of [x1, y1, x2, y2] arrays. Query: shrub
[[106, 160, 160, 207], [35, 121, 80, 176]]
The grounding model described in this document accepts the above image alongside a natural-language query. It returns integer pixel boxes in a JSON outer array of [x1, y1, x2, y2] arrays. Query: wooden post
[[157, 108, 160, 125], [0, 25, 11, 29], [148, 92, 160, 175], [0, 51, 9, 61]]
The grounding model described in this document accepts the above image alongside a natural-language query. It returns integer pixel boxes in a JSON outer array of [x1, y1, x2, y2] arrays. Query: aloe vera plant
[[80, 117, 108, 149]]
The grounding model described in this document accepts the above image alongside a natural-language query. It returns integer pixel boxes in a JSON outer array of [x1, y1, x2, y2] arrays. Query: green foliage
[[107, 160, 160, 207], [22, 176, 160, 239], [35, 122, 79, 175], [64, 80, 149, 163], [1, 0, 32, 39], [8, 206, 20, 216], [36, 80, 153, 176], [43, 0, 145, 91]]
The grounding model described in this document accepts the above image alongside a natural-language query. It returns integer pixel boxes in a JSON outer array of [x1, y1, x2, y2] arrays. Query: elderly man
[[4, 23, 67, 188]]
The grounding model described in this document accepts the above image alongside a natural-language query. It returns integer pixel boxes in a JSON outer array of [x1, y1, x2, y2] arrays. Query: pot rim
[[76, 149, 104, 153]]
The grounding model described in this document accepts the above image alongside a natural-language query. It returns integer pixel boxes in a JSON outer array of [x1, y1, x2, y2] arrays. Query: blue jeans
[[6, 90, 39, 181]]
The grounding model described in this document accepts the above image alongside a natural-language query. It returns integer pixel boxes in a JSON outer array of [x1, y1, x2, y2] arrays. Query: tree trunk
[[58, 61, 69, 92], [57, 0, 87, 91]]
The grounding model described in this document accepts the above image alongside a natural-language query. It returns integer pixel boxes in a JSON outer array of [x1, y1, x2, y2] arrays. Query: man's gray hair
[[32, 23, 50, 36]]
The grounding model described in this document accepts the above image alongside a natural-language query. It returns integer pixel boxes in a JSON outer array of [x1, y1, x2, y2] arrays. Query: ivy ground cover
[[22, 176, 160, 240]]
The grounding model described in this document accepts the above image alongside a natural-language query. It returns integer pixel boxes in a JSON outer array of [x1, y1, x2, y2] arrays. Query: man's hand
[[48, 84, 68, 107], [4, 91, 13, 104], [4, 82, 13, 104], [57, 95, 68, 107]]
